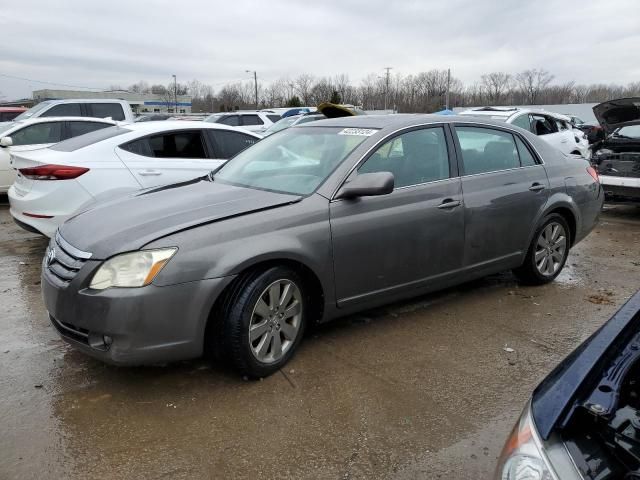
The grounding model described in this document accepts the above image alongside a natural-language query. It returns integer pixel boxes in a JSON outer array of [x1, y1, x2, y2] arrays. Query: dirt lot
[[1, 199, 639, 480]]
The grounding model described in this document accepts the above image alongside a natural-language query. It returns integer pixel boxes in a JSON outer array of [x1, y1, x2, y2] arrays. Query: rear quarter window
[[89, 103, 125, 121], [51, 126, 132, 152], [267, 115, 281, 123]]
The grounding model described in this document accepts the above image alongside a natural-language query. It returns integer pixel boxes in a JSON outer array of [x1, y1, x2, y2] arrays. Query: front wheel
[[513, 214, 570, 285], [223, 267, 307, 378]]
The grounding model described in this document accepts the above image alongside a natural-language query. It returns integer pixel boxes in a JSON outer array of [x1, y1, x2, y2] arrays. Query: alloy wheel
[[534, 222, 567, 276], [248, 279, 303, 364]]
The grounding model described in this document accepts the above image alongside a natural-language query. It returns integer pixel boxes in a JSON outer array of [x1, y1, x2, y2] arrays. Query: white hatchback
[[0, 117, 117, 192], [8, 121, 260, 236], [458, 107, 591, 159]]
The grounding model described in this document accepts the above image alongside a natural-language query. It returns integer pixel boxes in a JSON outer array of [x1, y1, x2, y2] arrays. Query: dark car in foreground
[[42, 115, 603, 377], [591, 97, 640, 203], [496, 291, 640, 480]]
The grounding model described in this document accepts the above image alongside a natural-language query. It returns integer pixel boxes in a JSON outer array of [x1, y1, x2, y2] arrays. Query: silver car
[[42, 115, 603, 377]]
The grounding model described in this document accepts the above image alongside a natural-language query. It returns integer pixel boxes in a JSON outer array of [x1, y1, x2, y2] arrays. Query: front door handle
[[529, 183, 546, 192], [437, 199, 462, 209], [139, 170, 162, 176]]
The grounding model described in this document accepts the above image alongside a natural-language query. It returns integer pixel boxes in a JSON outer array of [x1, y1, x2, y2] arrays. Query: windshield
[[263, 116, 301, 135], [0, 122, 16, 136], [13, 101, 53, 121], [214, 126, 375, 195], [615, 125, 640, 138]]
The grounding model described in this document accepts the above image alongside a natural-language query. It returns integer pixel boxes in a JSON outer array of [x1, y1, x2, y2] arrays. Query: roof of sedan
[[125, 120, 259, 135], [297, 113, 523, 131]]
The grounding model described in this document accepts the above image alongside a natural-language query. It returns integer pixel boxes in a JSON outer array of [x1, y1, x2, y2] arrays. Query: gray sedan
[[42, 115, 603, 377]]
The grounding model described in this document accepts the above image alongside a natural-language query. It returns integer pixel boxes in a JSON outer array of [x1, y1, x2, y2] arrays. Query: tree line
[[119, 69, 640, 113]]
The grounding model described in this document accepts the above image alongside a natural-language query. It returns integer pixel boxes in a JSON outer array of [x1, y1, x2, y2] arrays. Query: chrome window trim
[[460, 163, 545, 179]]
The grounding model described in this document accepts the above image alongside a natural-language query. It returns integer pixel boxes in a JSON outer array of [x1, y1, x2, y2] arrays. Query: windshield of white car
[[614, 125, 640, 139], [50, 126, 131, 152], [0, 122, 16, 135], [213, 126, 375, 195], [263, 116, 301, 135], [13, 101, 53, 121]]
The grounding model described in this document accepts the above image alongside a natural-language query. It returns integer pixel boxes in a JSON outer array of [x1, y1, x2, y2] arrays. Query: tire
[[513, 214, 571, 285], [222, 266, 307, 378]]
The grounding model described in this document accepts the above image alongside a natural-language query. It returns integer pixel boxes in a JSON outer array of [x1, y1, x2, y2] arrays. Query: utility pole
[[172, 74, 177, 113], [445, 68, 451, 110], [246, 70, 258, 109], [383, 67, 392, 111]]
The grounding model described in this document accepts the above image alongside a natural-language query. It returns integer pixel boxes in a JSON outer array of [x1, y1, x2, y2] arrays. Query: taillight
[[18, 164, 89, 180], [587, 166, 599, 183]]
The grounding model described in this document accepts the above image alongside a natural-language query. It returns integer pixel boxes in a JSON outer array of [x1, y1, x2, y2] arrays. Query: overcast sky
[[1, 0, 639, 100]]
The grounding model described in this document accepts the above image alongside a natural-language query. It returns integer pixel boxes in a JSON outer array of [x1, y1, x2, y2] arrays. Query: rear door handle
[[139, 170, 162, 176], [529, 183, 546, 192], [437, 199, 462, 209]]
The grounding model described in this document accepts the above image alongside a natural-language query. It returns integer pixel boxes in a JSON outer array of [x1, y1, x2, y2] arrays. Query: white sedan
[[0, 117, 117, 193], [8, 121, 260, 236]]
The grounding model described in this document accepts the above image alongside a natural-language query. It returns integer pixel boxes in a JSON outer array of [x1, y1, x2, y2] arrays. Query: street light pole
[[246, 70, 258, 109], [172, 74, 178, 114]]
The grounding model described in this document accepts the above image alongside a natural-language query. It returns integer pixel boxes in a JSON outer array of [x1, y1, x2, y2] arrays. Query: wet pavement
[[1, 199, 639, 480]]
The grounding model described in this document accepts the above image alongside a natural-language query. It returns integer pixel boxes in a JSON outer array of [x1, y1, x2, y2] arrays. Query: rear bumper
[[600, 175, 640, 201], [42, 262, 235, 365]]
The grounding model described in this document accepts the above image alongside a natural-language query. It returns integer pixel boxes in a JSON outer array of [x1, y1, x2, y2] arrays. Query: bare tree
[[480, 72, 512, 105], [515, 69, 554, 104], [294, 74, 315, 105]]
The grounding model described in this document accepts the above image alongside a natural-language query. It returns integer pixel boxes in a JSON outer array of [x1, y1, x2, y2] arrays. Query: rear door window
[[10, 122, 64, 145], [207, 130, 258, 159], [515, 136, 538, 167], [531, 115, 558, 136], [219, 115, 240, 126], [89, 103, 125, 121], [241, 115, 264, 126], [455, 126, 520, 175], [146, 131, 207, 158], [67, 121, 111, 138], [267, 115, 281, 123], [40, 103, 82, 117]]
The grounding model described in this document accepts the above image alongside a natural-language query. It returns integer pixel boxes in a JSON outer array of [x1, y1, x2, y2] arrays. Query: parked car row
[[459, 106, 592, 159]]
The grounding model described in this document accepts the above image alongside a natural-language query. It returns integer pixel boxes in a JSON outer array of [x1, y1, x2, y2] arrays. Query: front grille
[[44, 232, 92, 284], [50, 315, 89, 344]]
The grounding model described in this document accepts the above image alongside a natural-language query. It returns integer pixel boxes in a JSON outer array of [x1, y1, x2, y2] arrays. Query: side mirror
[[0, 136, 13, 148], [335, 172, 394, 199]]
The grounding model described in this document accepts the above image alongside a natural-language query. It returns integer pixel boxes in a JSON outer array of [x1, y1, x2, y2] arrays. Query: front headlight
[[90, 248, 177, 290], [595, 148, 613, 156], [496, 403, 556, 480]]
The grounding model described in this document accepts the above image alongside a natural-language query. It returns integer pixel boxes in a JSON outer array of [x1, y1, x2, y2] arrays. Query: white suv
[[204, 111, 282, 133], [14, 99, 135, 123], [458, 107, 590, 159]]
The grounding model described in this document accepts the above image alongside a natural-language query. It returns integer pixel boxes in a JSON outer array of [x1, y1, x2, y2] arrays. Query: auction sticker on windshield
[[338, 128, 377, 136]]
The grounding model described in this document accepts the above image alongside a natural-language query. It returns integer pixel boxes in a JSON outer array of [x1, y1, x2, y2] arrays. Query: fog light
[[87, 333, 113, 351]]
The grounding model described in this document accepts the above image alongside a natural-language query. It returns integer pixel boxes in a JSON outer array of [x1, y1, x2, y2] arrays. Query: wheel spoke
[[280, 321, 297, 340], [283, 301, 301, 319], [537, 255, 548, 272], [271, 332, 283, 359], [256, 332, 272, 357], [551, 250, 563, 262], [250, 320, 269, 342], [254, 298, 271, 319], [550, 224, 560, 242], [535, 249, 546, 262], [546, 255, 555, 275], [544, 225, 553, 243], [268, 283, 280, 310], [553, 236, 566, 251], [279, 283, 293, 308], [537, 236, 548, 249]]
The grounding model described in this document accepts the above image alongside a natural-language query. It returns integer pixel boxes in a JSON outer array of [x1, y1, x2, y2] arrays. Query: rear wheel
[[222, 267, 306, 378], [513, 214, 570, 285]]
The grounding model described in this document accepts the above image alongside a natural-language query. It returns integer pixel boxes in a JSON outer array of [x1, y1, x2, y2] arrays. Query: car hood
[[59, 177, 302, 259], [593, 97, 640, 134]]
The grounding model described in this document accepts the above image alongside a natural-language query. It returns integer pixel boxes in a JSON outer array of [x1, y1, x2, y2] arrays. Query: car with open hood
[[41, 114, 602, 378], [495, 290, 640, 480], [591, 97, 640, 203]]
